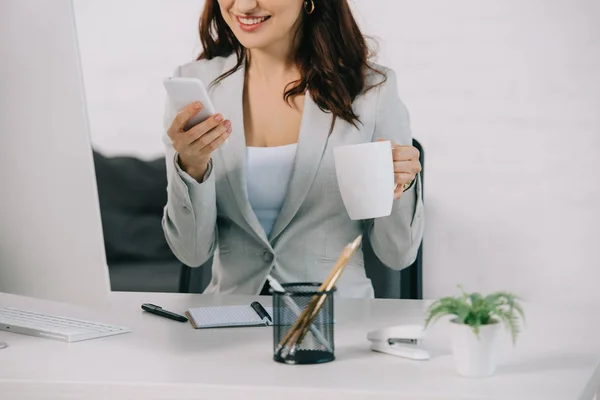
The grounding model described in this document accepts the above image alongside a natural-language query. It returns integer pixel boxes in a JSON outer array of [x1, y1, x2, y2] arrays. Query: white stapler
[[367, 324, 430, 360]]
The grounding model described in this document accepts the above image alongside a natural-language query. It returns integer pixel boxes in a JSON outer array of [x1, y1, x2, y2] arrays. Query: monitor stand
[[0, 342, 7, 349]]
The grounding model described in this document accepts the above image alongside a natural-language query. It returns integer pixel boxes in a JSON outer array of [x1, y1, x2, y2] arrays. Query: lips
[[238, 15, 270, 25], [234, 15, 271, 32]]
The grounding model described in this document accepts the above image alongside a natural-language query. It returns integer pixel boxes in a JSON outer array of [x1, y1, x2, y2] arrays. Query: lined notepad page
[[187, 305, 273, 328]]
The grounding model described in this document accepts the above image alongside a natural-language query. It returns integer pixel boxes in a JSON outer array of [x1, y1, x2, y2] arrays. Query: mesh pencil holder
[[271, 282, 336, 365]]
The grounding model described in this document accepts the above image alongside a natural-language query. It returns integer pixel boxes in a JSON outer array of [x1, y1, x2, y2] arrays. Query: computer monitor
[[0, 0, 111, 308]]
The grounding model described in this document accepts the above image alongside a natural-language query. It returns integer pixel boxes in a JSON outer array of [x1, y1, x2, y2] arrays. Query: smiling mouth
[[235, 15, 271, 26]]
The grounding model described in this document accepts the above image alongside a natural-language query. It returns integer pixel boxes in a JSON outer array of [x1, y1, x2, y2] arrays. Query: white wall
[[74, 0, 600, 305], [352, 0, 600, 306], [74, 0, 203, 160]]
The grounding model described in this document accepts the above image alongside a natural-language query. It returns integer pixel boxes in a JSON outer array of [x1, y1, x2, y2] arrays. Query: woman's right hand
[[167, 101, 231, 181]]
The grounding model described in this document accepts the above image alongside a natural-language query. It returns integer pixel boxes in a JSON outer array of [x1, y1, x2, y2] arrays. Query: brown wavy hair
[[197, 0, 385, 129]]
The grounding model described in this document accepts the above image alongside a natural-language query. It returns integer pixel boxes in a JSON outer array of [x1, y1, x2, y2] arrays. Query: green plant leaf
[[455, 302, 470, 323], [424, 297, 465, 327], [469, 292, 483, 305], [485, 291, 526, 329], [471, 322, 481, 338], [458, 284, 469, 302], [493, 308, 521, 344]]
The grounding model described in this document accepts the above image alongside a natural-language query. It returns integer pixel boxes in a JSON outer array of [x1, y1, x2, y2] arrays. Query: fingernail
[[194, 102, 201, 110], [215, 114, 223, 121], [224, 120, 231, 128]]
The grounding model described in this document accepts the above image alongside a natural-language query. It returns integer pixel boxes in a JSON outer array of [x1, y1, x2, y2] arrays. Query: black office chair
[[403, 138, 424, 299], [179, 257, 211, 294], [179, 138, 424, 299], [178, 262, 192, 294]]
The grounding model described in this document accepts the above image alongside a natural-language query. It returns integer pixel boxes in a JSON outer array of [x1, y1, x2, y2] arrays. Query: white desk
[[1, 291, 599, 400]]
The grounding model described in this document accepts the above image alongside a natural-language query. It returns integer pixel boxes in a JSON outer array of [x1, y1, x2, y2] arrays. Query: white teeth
[[239, 16, 268, 26]]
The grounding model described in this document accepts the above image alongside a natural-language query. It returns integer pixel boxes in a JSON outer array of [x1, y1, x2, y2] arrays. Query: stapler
[[367, 324, 430, 360]]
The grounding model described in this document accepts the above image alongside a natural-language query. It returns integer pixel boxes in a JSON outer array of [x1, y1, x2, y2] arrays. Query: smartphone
[[163, 77, 216, 131]]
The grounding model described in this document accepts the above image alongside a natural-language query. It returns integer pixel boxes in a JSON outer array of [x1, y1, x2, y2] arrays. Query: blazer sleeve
[[161, 67, 217, 268], [366, 67, 425, 270]]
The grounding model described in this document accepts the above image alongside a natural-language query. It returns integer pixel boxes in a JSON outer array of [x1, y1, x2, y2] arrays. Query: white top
[[1, 291, 599, 400], [246, 144, 297, 237]]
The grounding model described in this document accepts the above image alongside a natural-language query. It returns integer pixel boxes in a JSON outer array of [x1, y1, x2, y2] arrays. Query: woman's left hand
[[391, 141, 421, 199]]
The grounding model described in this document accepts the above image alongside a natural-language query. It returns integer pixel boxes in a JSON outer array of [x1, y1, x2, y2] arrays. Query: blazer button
[[262, 250, 274, 264]]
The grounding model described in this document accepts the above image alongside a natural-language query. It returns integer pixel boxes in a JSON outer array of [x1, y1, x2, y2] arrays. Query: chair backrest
[[181, 138, 425, 298], [363, 138, 424, 299]]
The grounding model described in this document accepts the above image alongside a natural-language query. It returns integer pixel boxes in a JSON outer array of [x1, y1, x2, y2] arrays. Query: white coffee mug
[[333, 140, 395, 220]]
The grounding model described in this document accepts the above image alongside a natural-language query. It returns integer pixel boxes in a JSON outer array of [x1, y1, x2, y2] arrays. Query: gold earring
[[304, 0, 315, 15]]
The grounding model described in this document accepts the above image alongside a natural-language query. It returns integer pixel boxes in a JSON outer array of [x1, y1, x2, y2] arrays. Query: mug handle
[[390, 146, 398, 192]]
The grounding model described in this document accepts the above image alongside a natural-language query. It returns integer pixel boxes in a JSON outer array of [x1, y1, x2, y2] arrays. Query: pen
[[265, 274, 286, 293], [141, 303, 188, 323], [266, 275, 333, 352], [250, 301, 272, 325]]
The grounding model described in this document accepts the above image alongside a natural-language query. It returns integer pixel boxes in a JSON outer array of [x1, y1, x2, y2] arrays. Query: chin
[[235, 36, 273, 50]]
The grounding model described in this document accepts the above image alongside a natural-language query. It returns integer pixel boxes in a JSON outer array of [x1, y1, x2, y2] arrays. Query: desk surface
[[1, 291, 599, 400]]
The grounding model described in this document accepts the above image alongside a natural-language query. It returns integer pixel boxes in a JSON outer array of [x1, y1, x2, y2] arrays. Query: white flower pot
[[449, 319, 500, 378]]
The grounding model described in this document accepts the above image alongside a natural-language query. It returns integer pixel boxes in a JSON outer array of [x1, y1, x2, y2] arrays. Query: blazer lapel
[[212, 56, 269, 244], [268, 93, 333, 241]]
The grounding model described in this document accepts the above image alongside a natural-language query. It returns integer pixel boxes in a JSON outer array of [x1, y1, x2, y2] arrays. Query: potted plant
[[424, 285, 525, 378]]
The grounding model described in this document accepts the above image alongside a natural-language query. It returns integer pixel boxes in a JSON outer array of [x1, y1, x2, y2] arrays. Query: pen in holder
[[272, 283, 336, 364], [272, 234, 362, 365]]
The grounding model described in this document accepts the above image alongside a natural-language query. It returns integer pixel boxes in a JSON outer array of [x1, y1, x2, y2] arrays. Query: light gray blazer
[[162, 54, 424, 298]]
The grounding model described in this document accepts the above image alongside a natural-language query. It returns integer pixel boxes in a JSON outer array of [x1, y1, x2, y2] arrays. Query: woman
[[162, 0, 424, 298]]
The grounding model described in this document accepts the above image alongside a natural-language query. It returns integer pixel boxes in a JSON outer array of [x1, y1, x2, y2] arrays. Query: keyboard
[[0, 307, 131, 342]]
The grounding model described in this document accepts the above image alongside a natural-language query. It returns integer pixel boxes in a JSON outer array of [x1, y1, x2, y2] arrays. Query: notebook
[[185, 301, 273, 329]]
